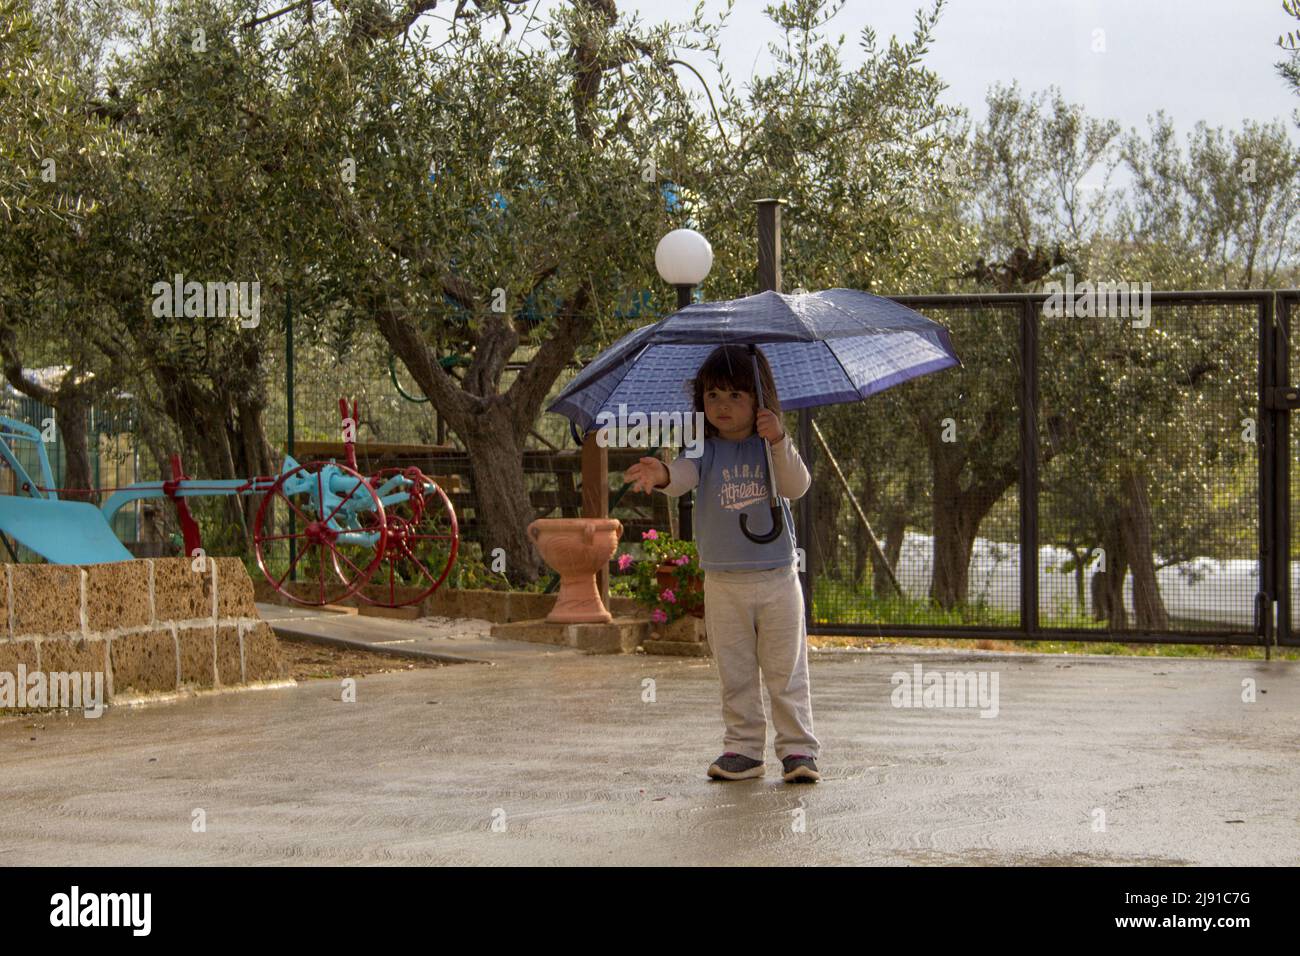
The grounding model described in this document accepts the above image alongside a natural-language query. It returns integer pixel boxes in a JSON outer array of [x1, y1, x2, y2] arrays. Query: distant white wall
[[886, 530, 1261, 627]]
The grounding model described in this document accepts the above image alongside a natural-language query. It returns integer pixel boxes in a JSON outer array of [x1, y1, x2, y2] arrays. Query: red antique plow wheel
[[254, 460, 388, 606], [342, 467, 459, 608]]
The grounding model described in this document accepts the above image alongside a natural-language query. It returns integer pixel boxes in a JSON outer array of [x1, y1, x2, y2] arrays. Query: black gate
[[795, 290, 1300, 649]]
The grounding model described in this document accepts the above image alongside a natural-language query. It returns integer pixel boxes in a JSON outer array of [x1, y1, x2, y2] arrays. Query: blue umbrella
[[548, 288, 961, 542]]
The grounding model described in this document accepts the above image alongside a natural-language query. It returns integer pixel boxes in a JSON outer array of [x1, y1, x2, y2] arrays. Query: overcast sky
[[488, 0, 1300, 142]]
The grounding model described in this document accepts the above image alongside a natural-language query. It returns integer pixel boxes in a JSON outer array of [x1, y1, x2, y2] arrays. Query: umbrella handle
[[740, 505, 784, 543], [739, 344, 783, 545]]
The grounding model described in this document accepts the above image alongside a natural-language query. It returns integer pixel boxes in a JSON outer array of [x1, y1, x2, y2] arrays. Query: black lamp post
[[755, 197, 810, 630]]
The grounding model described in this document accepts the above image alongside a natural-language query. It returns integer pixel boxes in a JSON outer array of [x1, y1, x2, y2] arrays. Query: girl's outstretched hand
[[625, 457, 670, 494], [756, 408, 785, 444]]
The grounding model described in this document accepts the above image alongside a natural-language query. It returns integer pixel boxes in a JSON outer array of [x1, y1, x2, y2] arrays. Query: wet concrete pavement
[[1, 645, 1296, 865]]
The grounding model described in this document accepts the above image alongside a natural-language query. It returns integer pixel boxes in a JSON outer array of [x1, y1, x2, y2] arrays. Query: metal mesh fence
[[806, 305, 1022, 630], [264, 327, 443, 449], [1037, 300, 1257, 634], [805, 293, 1264, 642], [1285, 293, 1300, 639]]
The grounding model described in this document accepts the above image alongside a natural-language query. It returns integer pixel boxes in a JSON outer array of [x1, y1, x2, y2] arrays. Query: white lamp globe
[[655, 229, 713, 286]]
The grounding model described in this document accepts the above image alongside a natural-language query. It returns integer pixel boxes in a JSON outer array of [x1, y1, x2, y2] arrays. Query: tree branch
[[464, 312, 517, 399], [0, 319, 58, 405], [240, 0, 322, 31], [506, 278, 590, 441], [370, 293, 473, 430]]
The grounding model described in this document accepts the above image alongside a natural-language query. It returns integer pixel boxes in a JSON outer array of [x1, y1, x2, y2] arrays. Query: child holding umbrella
[[625, 344, 821, 783]]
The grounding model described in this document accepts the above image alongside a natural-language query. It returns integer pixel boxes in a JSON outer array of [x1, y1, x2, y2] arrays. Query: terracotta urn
[[529, 517, 624, 624]]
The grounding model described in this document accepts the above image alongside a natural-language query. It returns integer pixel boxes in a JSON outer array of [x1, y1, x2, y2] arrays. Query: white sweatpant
[[703, 563, 820, 762]]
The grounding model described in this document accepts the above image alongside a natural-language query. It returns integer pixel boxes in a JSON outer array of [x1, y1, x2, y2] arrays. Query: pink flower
[[642, 529, 659, 540], [650, 608, 668, 624], [617, 553, 634, 572], [674, 555, 690, 566], [660, 588, 676, 604]]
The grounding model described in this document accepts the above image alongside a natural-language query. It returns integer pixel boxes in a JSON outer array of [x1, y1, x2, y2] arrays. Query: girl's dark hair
[[688, 344, 782, 439]]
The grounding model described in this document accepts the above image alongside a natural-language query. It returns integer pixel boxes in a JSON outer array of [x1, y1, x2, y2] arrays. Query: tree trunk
[[233, 395, 275, 543], [1092, 509, 1127, 629], [460, 403, 546, 585], [930, 460, 975, 608], [851, 471, 872, 587], [930, 458, 1016, 611], [369, 275, 592, 589], [208, 395, 249, 547], [150, 372, 248, 554], [0, 322, 97, 502], [927, 380, 1045, 613], [1119, 466, 1168, 630], [876, 510, 907, 596], [1064, 543, 1088, 617], [54, 391, 93, 503], [872, 472, 920, 597]]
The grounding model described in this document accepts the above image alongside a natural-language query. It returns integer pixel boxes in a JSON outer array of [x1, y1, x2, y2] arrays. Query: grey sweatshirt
[[655, 432, 811, 571]]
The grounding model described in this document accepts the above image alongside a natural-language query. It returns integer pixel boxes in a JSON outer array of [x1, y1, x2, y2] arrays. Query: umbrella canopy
[[548, 288, 960, 432]]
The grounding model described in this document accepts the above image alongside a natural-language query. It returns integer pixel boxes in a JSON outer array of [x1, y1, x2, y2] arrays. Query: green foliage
[[0, 0, 109, 222], [613, 528, 703, 623], [1278, 0, 1300, 102], [686, 0, 965, 299], [446, 543, 515, 592]]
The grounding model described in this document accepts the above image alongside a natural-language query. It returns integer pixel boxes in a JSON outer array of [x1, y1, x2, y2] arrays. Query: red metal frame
[[344, 466, 460, 607], [252, 459, 390, 607], [163, 454, 203, 558]]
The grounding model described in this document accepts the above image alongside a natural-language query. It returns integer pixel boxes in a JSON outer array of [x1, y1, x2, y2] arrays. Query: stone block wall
[[0, 557, 285, 703]]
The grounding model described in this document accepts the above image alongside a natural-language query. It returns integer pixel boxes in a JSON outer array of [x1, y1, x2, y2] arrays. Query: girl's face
[[703, 385, 756, 440]]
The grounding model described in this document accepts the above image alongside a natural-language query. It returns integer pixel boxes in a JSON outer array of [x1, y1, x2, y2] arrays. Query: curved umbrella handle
[[740, 505, 784, 543], [739, 343, 784, 545]]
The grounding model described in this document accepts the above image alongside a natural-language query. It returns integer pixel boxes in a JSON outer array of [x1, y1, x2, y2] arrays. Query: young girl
[[624, 344, 821, 783]]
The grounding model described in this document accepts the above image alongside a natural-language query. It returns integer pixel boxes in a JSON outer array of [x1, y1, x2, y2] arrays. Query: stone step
[[255, 578, 646, 625], [642, 640, 711, 657], [491, 616, 648, 654]]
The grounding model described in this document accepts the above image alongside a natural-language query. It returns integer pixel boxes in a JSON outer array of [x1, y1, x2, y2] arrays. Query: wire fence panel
[[805, 304, 1023, 632], [1037, 299, 1257, 637], [265, 329, 443, 449], [804, 291, 1272, 647]]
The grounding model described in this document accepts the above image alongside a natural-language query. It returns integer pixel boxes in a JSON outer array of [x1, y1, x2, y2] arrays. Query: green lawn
[[807, 577, 1299, 660]]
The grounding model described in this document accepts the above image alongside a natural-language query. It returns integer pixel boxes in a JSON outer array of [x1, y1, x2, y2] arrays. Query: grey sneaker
[[707, 752, 765, 780], [781, 754, 820, 783]]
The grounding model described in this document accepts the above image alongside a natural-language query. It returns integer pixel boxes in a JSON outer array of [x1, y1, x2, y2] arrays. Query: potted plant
[[615, 529, 704, 634]]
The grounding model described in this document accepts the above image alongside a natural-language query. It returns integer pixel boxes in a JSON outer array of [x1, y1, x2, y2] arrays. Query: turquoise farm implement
[[0, 401, 458, 607]]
